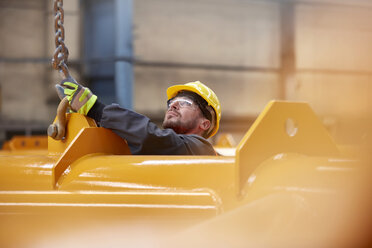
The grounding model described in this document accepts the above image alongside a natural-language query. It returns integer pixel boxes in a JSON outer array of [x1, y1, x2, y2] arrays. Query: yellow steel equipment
[[1, 135, 47, 153], [0, 101, 370, 247]]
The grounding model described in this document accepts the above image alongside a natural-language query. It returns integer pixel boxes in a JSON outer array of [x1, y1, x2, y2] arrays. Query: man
[[56, 79, 221, 155]]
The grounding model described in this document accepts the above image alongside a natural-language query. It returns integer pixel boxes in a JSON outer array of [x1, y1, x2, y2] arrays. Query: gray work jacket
[[88, 102, 217, 155]]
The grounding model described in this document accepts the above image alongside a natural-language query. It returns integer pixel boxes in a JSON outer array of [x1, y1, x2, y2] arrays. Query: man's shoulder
[[183, 134, 210, 142], [179, 134, 216, 155]]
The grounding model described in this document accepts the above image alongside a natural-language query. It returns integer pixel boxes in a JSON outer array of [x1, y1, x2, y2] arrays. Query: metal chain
[[52, 0, 70, 79]]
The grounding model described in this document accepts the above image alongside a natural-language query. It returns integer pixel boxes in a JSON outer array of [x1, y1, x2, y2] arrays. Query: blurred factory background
[[0, 0, 371, 147]]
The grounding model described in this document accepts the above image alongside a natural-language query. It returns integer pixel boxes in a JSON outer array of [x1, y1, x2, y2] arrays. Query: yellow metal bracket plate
[[53, 127, 131, 187], [235, 101, 340, 192], [48, 113, 97, 154]]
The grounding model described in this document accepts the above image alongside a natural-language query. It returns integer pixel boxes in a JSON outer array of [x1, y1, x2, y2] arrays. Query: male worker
[[56, 79, 221, 155]]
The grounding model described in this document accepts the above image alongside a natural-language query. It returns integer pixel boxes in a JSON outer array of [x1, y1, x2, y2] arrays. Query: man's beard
[[162, 114, 198, 134]]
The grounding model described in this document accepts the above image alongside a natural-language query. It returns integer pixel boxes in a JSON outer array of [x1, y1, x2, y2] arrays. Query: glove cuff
[[77, 94, 98, 115]]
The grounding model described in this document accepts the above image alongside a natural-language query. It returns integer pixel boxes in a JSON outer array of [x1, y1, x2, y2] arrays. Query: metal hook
[[47, 97, 70, 140]]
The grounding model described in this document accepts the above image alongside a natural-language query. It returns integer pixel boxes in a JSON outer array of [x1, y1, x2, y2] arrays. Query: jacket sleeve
[[91, 103, 216, 155]]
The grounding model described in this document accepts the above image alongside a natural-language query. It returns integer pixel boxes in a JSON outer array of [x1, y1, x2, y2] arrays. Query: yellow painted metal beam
[[0, 101, 368, 247], [235, 101, 340, 193]]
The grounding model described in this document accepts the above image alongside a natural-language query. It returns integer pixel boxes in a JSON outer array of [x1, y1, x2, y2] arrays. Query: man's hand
[[55, 77, 97, 115]]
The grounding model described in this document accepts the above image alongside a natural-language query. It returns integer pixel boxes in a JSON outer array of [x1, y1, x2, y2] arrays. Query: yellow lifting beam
[[0, 100, 368, 248]]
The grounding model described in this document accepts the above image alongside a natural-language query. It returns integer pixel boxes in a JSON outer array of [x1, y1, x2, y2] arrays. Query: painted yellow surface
[[1, 135, 47, 151], [235, 101, 340, 192], [214, 133, 236, 148], [48, 113, 97, 154], [52, 127, 131, 186], [0, 101, 369, 247]]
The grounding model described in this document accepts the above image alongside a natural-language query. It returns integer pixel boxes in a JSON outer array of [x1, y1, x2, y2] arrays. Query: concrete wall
[[0, 0, 80, 123], [133, 0, 280, 117], [294, 3, 372, 116], [133, 0, 372, 144], [292, 3, 372, 143], [0, 1, 49, 123], [0, 0, 371, 145]]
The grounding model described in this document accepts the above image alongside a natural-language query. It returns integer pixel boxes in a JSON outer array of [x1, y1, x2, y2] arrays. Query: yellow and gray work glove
[[55, 78, 97, 115]]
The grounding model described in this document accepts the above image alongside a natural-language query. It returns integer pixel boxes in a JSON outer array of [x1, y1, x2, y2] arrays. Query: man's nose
[[169, 101, 180, 110]]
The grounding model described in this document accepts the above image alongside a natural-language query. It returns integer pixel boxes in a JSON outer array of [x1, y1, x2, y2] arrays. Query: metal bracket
[[52, 127, 131, 188], [235, 101, 340, 194]]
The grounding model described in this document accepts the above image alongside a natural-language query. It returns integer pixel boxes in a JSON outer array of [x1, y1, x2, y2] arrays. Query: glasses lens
[[179, 100, 192, 107], [167, 98, 194, 109]]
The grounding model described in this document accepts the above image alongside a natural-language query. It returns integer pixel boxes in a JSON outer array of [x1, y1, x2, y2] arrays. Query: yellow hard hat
[[166, 81, 221, 138]]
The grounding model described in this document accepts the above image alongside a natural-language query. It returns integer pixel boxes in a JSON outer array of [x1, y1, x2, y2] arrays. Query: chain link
[[52, 0, 70, 79]]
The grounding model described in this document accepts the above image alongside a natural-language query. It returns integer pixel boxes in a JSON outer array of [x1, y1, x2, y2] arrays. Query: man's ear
[[199, 119, 211, 131]]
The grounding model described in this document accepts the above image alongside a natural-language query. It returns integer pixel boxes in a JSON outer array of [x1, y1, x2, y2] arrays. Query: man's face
[[162, 96, 204, 134]]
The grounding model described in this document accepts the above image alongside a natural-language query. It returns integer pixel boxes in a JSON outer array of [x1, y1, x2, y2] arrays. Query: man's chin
[[162, 119, 176, 129], [163, 121, 192, 134]]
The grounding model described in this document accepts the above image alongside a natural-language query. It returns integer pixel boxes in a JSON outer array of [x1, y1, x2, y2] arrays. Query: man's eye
[[180, 101, 192, 107]]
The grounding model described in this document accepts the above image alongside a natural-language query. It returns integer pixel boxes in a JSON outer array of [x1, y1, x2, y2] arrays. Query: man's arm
[[88, 102, 216, 155], [56, 78, 216, 155]]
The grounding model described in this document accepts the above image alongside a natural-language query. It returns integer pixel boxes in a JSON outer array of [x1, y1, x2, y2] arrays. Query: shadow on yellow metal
[[0, 101, 369, 247]]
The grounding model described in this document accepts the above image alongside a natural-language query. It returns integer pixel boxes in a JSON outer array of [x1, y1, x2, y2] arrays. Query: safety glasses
[[167, 98, 196, 109]]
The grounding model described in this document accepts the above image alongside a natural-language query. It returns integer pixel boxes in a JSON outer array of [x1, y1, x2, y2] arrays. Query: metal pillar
[[279, 1, 296, 100], [114, 0, 133, 109]]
